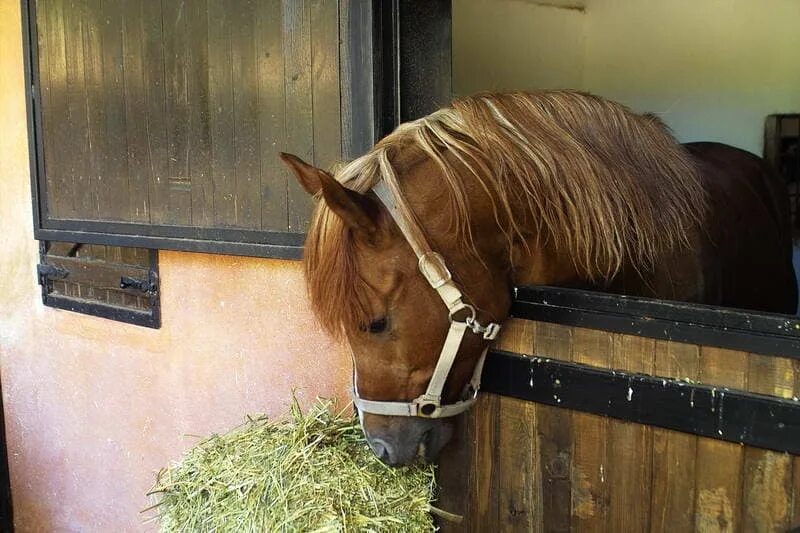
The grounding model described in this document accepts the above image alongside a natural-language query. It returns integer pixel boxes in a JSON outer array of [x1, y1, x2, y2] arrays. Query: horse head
[[280, 151, 513, 465]]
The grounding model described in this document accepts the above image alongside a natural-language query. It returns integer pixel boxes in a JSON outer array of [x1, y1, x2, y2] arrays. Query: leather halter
[[350, 179, 502, 419]]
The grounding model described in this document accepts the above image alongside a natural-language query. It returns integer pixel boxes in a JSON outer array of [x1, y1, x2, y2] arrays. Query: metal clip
[[465, 316, 502, 340]]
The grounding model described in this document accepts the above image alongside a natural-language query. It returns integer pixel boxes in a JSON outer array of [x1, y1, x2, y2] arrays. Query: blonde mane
[[305, 91, 707, 337]]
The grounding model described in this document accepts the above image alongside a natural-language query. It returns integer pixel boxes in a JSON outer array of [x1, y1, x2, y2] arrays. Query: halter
[[350, 179, 502, 419]]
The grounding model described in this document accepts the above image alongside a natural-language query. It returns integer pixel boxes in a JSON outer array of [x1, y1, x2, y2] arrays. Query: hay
[[147, 399, 441, 532]]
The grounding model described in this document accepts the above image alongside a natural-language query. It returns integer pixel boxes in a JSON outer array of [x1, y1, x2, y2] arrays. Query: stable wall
[[0, 1, 349, 531], [453, 0, 800, 155], [452, 0, 585, 96], [584, 0, 800, 155]]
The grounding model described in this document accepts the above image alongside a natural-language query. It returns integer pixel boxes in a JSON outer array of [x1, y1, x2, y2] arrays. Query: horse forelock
[[304, 90, 708, 336]]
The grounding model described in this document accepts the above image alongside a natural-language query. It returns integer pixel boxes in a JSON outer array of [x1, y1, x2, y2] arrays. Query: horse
[[280, 91, 798, 466]]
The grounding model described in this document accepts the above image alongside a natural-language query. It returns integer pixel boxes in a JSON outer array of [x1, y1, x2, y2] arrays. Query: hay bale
[[148, 399, 441, 532]]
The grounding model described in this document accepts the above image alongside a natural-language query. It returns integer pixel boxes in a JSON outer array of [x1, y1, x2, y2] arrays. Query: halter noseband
[[350, 179, 501, 419]]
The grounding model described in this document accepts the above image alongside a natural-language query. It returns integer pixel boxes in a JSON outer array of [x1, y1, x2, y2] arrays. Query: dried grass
[[146, 399, 439, 532]]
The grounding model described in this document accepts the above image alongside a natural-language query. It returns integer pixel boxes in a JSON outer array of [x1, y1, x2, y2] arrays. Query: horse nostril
[[368, 438, 396, 465]]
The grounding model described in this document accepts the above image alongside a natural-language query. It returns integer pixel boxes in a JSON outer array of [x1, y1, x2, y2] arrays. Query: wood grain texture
[[256, 0, 288, 231], [121, 0, 150, 223], [495, 320, 541, 532], [36, 0, 336, 231], [650, 340, 700, 532], [741, 353, 794, 532], [607, 334, 655, 532], [42, 0, 74, 219], [570, 327, 612, 532], [470, 393, 500, 532], [208, 0, 236, 227], [694, 347, 747, 533], [80, 0, 102, 220], [162, 0, 192, 225], [310, 0, 342, 173], [533, 322, 573, 533], [140, 0, 169, 225], [99, 0, 131, 221], [438, 320, 799, 533], [232, 0, 261, 229], [186, 0, 212, 227], [283, 0, 314, 233], [434, 413, 471, 533]]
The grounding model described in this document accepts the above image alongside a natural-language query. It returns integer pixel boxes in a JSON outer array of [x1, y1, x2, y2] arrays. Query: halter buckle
[[418, 252, 452, 289]]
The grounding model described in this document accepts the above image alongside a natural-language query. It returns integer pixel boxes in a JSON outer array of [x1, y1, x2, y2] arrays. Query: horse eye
[[363, 317, 388, 334]]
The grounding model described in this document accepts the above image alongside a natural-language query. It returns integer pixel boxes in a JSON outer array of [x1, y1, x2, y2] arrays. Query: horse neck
[[398, 155, 584, 305]]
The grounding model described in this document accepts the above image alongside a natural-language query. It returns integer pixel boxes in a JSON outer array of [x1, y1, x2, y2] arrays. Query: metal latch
[[37, 263, 69, 286], [120, 275, 158, 297]]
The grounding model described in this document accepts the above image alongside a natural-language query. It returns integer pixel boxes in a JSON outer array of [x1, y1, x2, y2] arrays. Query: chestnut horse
[[281, 91, 798, 465]]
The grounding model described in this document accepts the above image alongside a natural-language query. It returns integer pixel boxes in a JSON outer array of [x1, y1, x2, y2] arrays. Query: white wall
[[583, 0, 800, 154], [453, 0, 800, 155], [452, 0, 585, 96]]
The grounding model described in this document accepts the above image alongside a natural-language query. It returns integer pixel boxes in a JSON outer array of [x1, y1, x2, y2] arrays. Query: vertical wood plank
[[256, 0, 288, 231], [186, 0, 212, 227], [497, 396, 539, 533], [97, 0, 130, 221], [533, 322, 573, 533], [435, 411, 471, 533], [122, 0, 150, 223], [79, 0, 101, 220], [470, 393, 500, 532], [742, 354, 794, 532], [141, 0, 169, 224], [570, 327, 612, 532], [162, 0, 192, 225], [65, 0, 93, 218], [650, 340, 699, 533], [283, 0, 314, 232], [495, 320, 541, 532], [607, 334, 655, 532], [45, 0, 74, 218], [310, 0, 342, 172], [694, 347, 747, 533], [208, 0, 236, 226], [34, 0, 54, 181], [232, 0, 261, 229]]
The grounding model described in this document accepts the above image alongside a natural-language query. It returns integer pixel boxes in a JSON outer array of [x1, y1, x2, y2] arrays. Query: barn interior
[[452, 0, 800, 314]]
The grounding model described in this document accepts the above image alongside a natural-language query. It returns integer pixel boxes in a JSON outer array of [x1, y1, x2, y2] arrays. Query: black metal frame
[[513, 286, 800, 359], [38, 242, 162, 329], [483, 350, 800, 455]]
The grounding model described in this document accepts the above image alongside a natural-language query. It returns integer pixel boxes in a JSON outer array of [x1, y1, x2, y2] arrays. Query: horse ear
[[279, 152, 377, 235], [279, 152, 323, 195], [317, 171, 377, 235]]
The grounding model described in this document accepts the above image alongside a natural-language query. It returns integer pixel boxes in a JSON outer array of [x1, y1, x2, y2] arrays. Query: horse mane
[[305, 91, 707, 337]]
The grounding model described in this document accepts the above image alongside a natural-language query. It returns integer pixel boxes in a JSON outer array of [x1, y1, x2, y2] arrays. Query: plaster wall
[[0, 1, 349, 530]]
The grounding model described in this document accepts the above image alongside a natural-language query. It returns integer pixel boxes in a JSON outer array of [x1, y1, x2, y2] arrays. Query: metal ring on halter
[[449, 302, 476, 324]]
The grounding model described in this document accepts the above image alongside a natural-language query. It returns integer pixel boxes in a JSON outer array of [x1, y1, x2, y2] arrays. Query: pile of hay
[[147, 399, 441, 532]]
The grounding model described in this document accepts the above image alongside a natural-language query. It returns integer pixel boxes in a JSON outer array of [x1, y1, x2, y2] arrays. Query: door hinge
[[37, 263, 69, 286]]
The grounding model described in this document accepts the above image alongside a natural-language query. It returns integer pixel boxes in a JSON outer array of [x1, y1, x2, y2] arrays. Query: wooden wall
[[438, 319, 800, 532], [34, 0, 340, 232]]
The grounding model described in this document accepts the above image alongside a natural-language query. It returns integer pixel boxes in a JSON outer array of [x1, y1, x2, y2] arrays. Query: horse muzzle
[[360, 413, 454, 466]]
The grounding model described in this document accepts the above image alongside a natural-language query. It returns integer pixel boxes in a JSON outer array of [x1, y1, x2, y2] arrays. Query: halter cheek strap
[[350, 180, 502, 419]]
